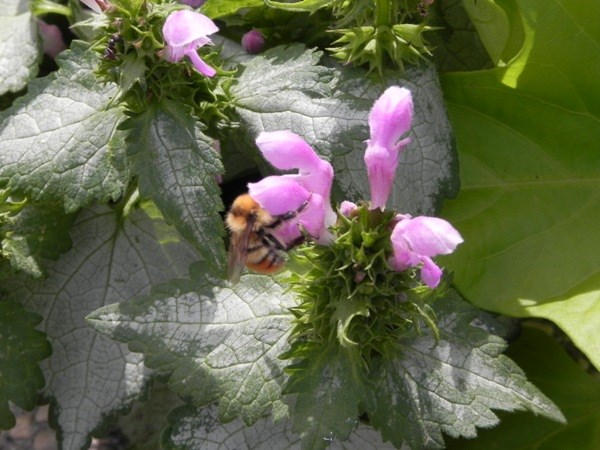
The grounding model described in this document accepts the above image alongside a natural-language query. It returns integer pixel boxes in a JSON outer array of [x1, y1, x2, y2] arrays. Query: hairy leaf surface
[[164, 404, 399, 449], [87, 273, 296, 426], [0, 41, 129, 212], [447, 325, 600, 450], [0, 301, 51, 429], [0, 0, 40, 95], [4, 203, 198, 449], [125, 101, 225, 273]]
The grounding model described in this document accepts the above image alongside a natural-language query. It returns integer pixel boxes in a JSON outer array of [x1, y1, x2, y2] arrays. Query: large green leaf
[[3, 203, 198, 449], [125, 101, 225, 274], [447, 325, 600, 450], [0, 41, 129, 212], [1, 204, 74, 278], [439, 0, 600, 368], [232, 45, 458, 216], [86, 273, 296, 426], [164, 404, 398, 449], [367, 292, 563, 449], [0, 301, 51, 429], [0, 0, 40, 95], [202, 0, 264, 18]]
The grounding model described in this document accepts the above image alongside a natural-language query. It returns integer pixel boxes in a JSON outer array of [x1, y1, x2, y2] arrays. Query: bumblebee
[[225, 193, 309, 283]]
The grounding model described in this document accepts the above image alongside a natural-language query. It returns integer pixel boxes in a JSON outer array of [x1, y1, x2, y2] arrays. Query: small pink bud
[[241, 29, 265, 54], [38, 21, 66, 59]]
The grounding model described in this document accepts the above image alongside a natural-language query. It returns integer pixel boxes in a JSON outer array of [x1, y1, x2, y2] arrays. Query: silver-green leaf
[[4, 203, 198, 449], [0, 40, 129, 212], [87, 273, 296, 425], [0, 0, 40, 95]]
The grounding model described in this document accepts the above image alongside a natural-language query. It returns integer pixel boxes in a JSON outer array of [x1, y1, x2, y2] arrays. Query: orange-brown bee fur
[[225, 193, 308, 283]]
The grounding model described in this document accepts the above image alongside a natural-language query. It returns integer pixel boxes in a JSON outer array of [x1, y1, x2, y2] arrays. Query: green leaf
[[446, 325, 600, 450], [118, 381, 183, 450], [125, 100, 225, 274], [0, 0, 40, 95], [264, 0, 335, 13], [86, 272, 296, 426], [439, 0, 600, 369], [461, 0, 510, 65], [0, 301, 51, 429], [1, 204, 74, 278], [3, 203, 198, 449], [202, 0, 264, 19], [232, 45, 458, 216], [164, 404, 398, 449], [429, 0, 493, 72], [285, 343, 370, 449], [0, 40, 129, 212], [368, 291, 564, 449]]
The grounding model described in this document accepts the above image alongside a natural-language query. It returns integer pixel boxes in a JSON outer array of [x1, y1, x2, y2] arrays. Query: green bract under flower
[[88, 0, 233, 121], [283, 204, 442, 369]]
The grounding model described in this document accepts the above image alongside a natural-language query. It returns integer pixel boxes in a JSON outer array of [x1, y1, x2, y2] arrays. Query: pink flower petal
[[368, 86, 413, 150], [255, 130, 333, 197], [80, 0, 102, 13], [364, 86, 413, 209], [394, 216, 463, 257], [420, 257, 443, 288], [364, 143, 398, 210], [248, 176, 311, 216], [389, 215, 462, 287], [162, 11, 218, 76], [163, 11, 218, 46], [185, 48, 216, 77]]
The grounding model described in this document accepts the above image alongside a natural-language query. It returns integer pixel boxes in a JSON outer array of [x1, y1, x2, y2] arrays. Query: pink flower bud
[[38, 21, 66, 59], [241, 29, 265, 54]]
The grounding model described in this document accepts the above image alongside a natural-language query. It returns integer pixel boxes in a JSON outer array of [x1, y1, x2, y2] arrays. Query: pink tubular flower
[[162, 10, 219, 77], [365, 86, 413, 209], [241, 29, 265, 54], [248, 131, 335, 246], [389, 216, 463, 288]]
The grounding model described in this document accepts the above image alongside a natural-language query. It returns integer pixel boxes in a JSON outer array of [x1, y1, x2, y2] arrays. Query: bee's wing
[[227, 217, 255, 284]]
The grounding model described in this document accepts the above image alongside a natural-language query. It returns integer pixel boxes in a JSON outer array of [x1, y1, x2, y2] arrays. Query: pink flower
[[364, 86, 413, 209], [389, 216, 463, 288], [79, 0, 102, 13], [241, 29, 265, 54], [38, 21, 66, 59], [248, 131, 335, 246], [162, 10, 219, 77]]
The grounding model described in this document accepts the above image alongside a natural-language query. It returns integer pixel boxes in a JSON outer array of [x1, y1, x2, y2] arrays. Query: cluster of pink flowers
[[157, 9, 462, 288], [247, 87, 463, 288]]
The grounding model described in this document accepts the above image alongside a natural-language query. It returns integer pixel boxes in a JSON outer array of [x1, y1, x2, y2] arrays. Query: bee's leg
[[284, 235, 306, 251], [267, 194, 312, 229], [260, 229, 286, 251]]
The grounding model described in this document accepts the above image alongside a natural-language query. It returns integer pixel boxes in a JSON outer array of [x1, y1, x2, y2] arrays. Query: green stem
[[32, 0, 73, 18], [374, 0, 391, 27]]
